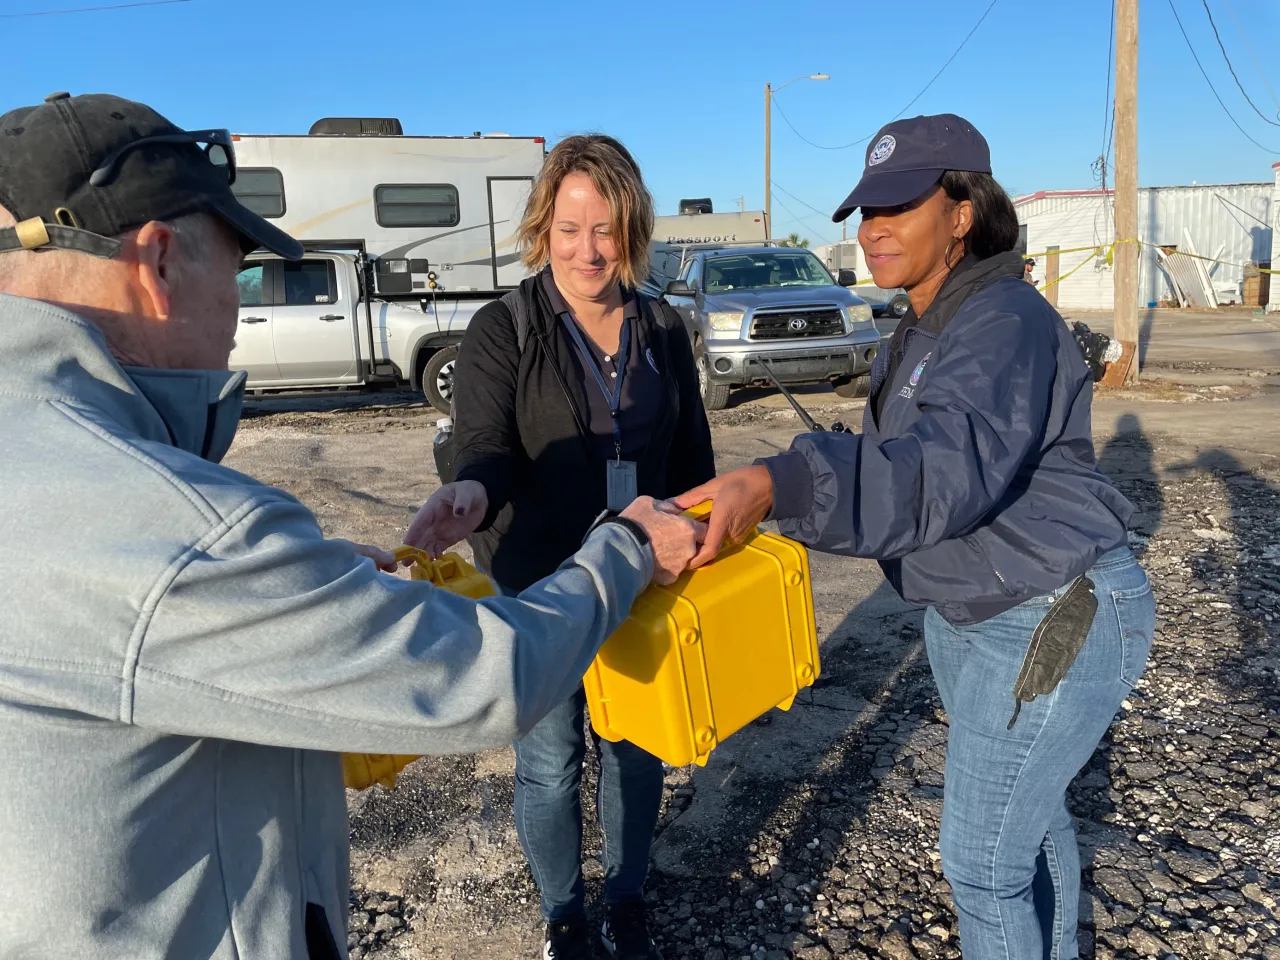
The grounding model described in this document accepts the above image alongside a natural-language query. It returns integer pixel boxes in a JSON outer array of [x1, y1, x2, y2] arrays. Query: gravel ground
[[228, 367, 1280, 960]]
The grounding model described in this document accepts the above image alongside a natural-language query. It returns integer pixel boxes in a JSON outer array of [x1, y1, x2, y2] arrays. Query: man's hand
[[333, 540, 399, 573], [404, 480, 489, 559], [618, 495, 707, 586], [670, 465, 774, 568]]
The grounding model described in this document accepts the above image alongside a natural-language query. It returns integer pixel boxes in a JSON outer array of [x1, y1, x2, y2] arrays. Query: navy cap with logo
[[0, 92, 302, 260], [832, 113, 991, 223]]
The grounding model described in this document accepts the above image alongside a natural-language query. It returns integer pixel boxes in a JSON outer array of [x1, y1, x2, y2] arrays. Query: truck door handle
[[240, 316, 268, 324], [319, 314, 344, 322]]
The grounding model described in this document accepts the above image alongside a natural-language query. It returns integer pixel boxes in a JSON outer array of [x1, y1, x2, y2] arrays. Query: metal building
[[1268, 161, 1280, 312], [1016, 182, 1272, 311]]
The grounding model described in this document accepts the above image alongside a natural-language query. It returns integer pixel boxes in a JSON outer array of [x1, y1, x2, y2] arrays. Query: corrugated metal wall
[[1017, 183, 1272, 310]]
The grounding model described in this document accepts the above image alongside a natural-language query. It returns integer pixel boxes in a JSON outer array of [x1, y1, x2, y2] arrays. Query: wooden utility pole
[[1113, 0, 1140, 380], [764, 83, 773, 240]]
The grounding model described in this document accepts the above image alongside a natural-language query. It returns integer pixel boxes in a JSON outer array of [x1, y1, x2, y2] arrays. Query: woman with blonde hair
[[405, 134, 714, 960]]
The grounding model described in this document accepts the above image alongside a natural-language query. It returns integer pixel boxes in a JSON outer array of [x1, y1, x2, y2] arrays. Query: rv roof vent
[[679, 198, 713, 215], [484, 132, 511, 137], [309, 117, 404, 137]]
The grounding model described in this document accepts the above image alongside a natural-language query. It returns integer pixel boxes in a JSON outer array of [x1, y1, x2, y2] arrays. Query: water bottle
[[433, 417, 456, 483]]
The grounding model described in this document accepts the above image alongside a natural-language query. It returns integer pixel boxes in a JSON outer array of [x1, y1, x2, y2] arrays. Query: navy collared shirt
[[540, 267, 662, 463]]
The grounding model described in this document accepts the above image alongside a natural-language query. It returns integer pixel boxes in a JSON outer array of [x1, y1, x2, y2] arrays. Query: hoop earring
[[944, 238, 959, 267]]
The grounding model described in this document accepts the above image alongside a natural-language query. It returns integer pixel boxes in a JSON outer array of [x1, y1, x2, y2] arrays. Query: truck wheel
[[422, 346, 458, 415], [888, 294, 910, 318], [695, 341, 731, 411], [833, 374, 870, 399]]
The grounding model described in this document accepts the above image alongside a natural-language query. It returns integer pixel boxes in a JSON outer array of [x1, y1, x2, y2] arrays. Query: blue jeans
[[513, 687, 664, 922], [924, 548, 1155, 960]]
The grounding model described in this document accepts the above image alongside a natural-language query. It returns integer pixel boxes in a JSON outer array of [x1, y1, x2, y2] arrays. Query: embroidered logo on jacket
[[899, 352, 932, 399]]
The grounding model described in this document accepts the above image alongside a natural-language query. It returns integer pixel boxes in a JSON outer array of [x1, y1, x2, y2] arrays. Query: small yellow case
[[341, 547, 495, 791], [583, 504, 819, 767]]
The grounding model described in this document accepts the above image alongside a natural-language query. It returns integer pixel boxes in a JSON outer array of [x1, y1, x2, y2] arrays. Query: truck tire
[[833, 374, 870, 399], [888, 294, 910, 318], [695, 340, 731, 411], [422, 345, 458, 415]]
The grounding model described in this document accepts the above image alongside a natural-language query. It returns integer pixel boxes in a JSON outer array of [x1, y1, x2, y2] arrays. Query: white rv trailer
[[230, 117, 545, 298], [646, 209, 769, 295], [652, 209, 768, 246], [222, 118, 545, 413]]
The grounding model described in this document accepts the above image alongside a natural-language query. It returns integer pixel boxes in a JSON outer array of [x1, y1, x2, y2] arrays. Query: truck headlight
[[707, 311, 744, 339], [846, 303, 874, 327]]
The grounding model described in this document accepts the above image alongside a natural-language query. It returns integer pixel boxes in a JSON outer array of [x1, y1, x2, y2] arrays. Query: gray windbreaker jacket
[[0, 293, 652, 959]]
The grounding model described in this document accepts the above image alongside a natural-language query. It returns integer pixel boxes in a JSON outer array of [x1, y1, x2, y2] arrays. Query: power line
[[1221, 0, 1280, 113], [768, 192, 836, 246], [1100, 0, 1117, 176], [1197, 0, 1280, 126], [1, 0, 191, 17], [770, 0, 1001, 152], [1092, 0, 1117, 248], [771, 181, 837, 222], [1164, 0, 1280, 153]]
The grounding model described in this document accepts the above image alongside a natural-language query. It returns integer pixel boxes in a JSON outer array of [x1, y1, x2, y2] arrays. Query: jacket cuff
[[455, 463, 505, 532], [584, 520, 655, 584], [758, 451, 814, 522]]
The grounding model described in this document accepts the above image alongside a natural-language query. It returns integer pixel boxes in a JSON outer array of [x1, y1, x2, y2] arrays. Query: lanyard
[[561, 313, 631, 460]]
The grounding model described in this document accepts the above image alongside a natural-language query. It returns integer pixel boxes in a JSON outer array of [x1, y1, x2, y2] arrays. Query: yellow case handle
[[392, 546, 462, 586], [680, 500, 713, 521]]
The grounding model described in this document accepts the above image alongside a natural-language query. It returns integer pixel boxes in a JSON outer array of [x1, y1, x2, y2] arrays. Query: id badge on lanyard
[[606, 458, 638, 512], [563, 314, 638, 512]]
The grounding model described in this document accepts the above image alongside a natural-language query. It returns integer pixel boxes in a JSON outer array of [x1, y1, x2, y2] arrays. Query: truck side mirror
[[664, 279, 695, 297], [837, 268, 857, 287]]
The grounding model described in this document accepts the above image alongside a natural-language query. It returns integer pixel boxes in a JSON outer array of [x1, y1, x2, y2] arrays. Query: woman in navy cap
[[674, 114, 1155, 960]]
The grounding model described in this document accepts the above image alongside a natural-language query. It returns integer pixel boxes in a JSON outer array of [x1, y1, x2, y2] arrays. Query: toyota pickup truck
[[232, 247, 482, 412], [662, 246, 882, 409]]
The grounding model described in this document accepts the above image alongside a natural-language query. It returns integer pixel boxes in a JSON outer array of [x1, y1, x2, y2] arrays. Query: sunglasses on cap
[[88, 128, 236, 188]]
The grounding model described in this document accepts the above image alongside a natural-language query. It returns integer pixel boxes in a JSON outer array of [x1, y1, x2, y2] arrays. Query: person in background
[[405, 134, 714, 960], [1024, 257, 1037, 283], [0, 93, 702, 960], [673, 114, 1155, 960]]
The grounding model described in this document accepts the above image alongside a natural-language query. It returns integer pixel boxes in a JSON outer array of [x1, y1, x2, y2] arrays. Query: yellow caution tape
[[1026, 237, 1280, 276], [846, 235, 1277, 297]]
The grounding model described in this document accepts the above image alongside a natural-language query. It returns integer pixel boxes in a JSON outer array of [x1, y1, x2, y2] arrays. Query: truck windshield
[[704, 252, 833, 292]]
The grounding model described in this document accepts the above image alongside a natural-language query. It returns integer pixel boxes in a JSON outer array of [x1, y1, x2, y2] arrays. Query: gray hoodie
[[0, 293, 652, 959]]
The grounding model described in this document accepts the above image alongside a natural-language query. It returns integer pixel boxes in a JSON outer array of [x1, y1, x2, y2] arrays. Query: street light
[[765, 73, 829, 238]]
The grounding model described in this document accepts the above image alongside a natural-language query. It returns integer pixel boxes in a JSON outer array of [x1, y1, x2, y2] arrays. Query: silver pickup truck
[[232, 249, 487, 413], [662, 246, 883, 409]]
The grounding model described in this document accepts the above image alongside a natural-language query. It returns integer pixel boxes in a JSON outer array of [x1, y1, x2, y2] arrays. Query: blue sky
[[6, 0, 1280, 245]]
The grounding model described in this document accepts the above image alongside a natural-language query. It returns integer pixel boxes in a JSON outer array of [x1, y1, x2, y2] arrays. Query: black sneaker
[[543, 915, 594, 960], [600, 900, 662, 960]]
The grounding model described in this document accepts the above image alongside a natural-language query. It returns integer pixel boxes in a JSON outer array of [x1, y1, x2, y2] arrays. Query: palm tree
[[780, 232, 810, 249]]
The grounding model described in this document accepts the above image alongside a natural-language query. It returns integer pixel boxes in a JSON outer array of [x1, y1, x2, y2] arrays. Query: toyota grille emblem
[[788, 317, 808, 332]]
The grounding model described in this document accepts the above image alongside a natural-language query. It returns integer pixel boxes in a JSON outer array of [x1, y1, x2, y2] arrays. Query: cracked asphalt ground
[[226, 309, 1280, 960]]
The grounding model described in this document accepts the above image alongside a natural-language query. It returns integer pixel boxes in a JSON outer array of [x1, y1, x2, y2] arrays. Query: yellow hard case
[[340, 547, 494, 791], [583, 504, 819, 768]]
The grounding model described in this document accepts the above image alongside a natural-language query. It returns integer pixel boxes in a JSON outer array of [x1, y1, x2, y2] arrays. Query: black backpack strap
[[500, 287, 531, 354]]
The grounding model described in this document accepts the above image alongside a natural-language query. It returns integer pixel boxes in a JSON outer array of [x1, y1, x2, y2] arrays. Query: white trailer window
[[232, 168, 286, 218], [374, 184, 460, 228]]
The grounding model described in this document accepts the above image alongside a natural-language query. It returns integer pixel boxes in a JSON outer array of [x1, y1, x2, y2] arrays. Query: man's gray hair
[[0, 207, 223, 291]]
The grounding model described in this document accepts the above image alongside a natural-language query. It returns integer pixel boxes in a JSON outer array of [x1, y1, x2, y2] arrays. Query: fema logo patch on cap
[[868, 134, 896, 166]]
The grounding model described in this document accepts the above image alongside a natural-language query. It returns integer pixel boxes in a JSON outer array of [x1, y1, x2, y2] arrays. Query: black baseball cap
[[0, 92, 302, 260], [832, 114, 992, 222]]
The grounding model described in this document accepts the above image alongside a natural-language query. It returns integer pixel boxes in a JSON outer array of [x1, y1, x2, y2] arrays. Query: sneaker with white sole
[[600, 900, 662, 960]]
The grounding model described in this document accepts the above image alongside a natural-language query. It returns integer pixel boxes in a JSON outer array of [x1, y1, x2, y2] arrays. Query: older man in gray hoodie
[[0, 93, 702, 960]]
